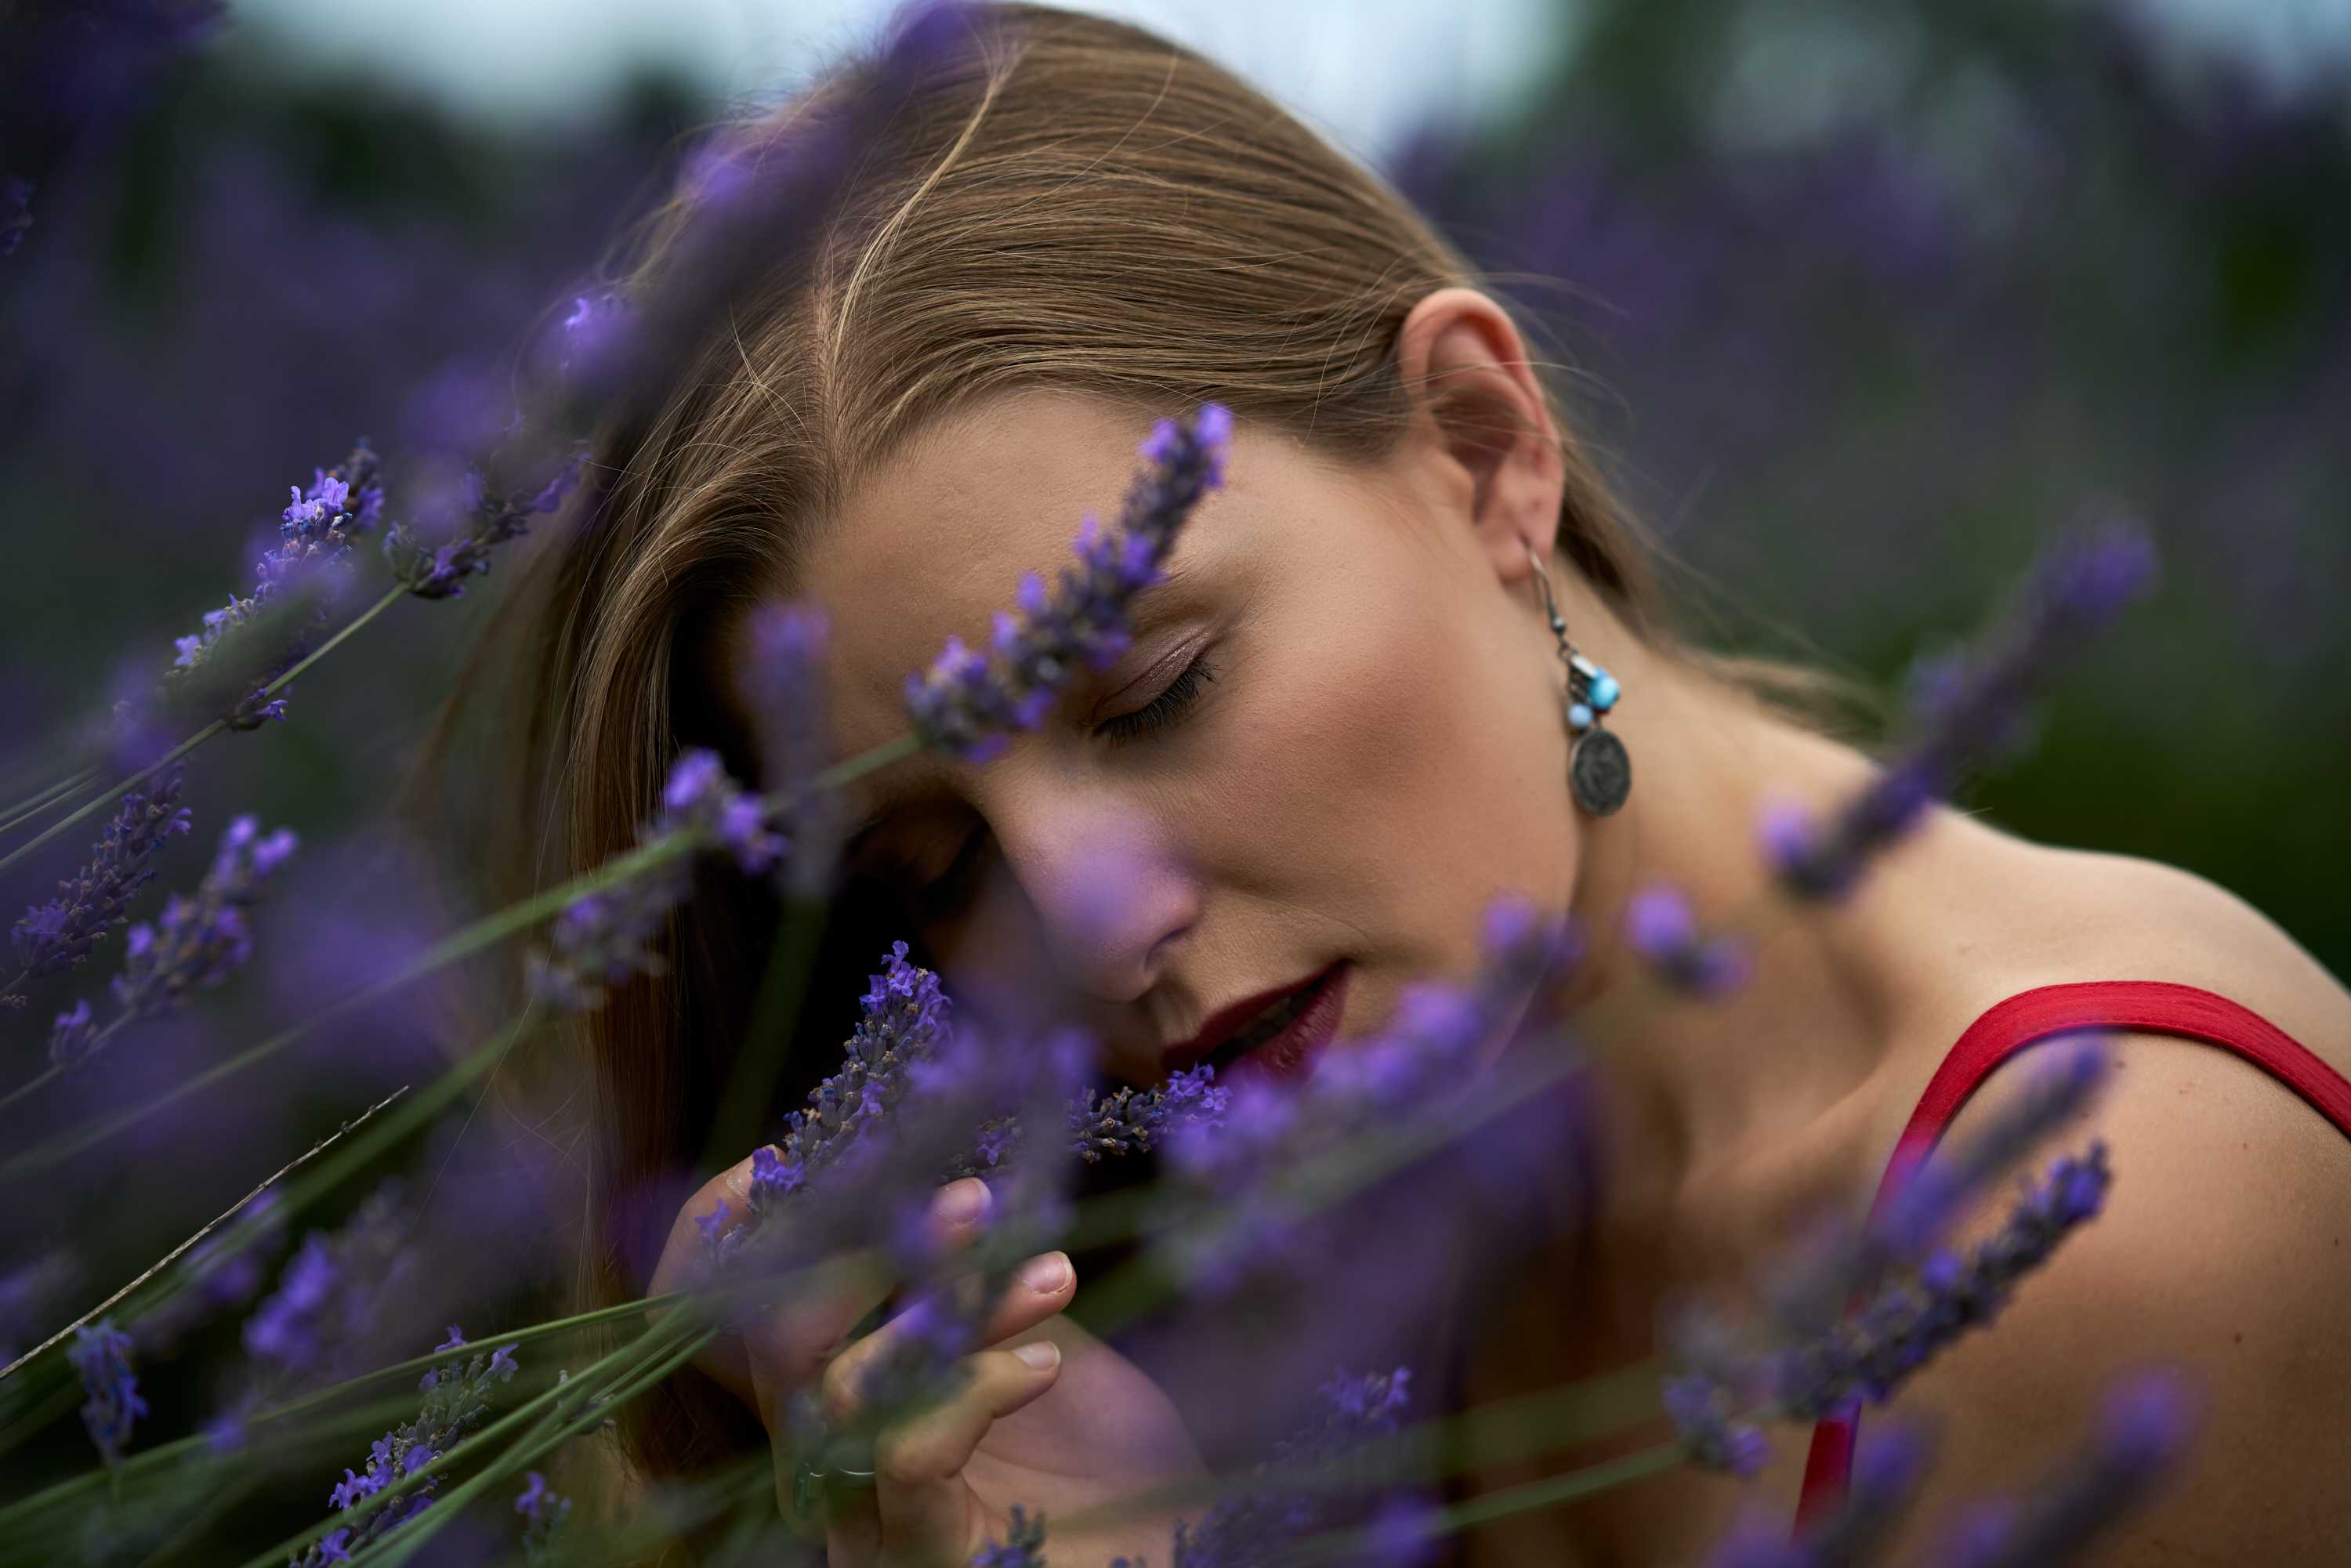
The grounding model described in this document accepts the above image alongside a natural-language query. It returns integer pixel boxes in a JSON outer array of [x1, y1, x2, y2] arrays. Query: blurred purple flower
[[139, 1188, 283, 1356], [528, 747, 779, 1011], [385, 447, 584, 600], [1919, 1371, 2193, 1568], [735, 600, 840, 900], [514, 1468, 573, 1560], [1699, 1423, 1931, 1566], [47, 811, 295, 1069], [8, 768, 190, 994], [906, 403, 1233, 763], [239, 1180, 415, 1386], [972, 1504, 1047, 1568], [67, 1318, 145, 1466], [1762, 516, 2159, 902], [0, 1251, 76, 1363], [1624, 882, 1751, 999]]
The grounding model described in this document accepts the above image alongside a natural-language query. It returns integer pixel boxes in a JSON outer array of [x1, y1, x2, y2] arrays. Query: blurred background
[[2, 0, 2345, 1557]]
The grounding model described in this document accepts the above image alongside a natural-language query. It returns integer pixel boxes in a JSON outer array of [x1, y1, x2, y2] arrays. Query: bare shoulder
[[1980, 839, 2351, 1077], [1862, 840, 2351, 1565]]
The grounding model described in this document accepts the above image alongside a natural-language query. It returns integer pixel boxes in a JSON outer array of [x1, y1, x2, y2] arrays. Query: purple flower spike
[[972, 1503, 1048, 1568], [1625, 882, 1751, 999], [9, 771, 192, 991], [736, 601, 841, 899], [515, 1468, 574, 1559], [1765, 515, 2157, 905], [107, 816, 297, 1018], [1665, 1371, 1769, 1477], [49, 813, 297, 1070], [530, 748, 782, 1010], [295, 1332, 525, 1567], [386, 447, 585, 600], [1067, 1062, 1229, 1162], [167, 442, 386, 730], [1769, 1142, 2113, 1422], [67, 1320, 146, 1467], [1921, 1371, 2192, 1568], [905, 403, 1234, 762]]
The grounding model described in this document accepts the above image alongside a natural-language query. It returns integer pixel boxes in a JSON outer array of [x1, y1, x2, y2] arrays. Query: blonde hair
[[426, 0, 1870, 1540]]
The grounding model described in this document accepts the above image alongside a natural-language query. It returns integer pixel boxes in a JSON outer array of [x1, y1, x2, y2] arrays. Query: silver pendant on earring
[[1528, 544, 1633, 817], [1569, 724, 1630, 816]]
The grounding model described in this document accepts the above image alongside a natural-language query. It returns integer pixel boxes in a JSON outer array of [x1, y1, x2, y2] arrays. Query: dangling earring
[[1526, 541, 1632, 817]]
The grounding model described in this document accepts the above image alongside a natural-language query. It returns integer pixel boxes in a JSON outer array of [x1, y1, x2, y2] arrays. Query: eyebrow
[[838, 555, 1206, 855]]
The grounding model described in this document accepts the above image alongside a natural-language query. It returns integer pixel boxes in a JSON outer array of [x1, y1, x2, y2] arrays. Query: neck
[[1534, 578, 1972, 1278]]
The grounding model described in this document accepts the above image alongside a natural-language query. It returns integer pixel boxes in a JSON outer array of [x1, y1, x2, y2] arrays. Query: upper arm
[[1865, 1030, 2351, 1566]]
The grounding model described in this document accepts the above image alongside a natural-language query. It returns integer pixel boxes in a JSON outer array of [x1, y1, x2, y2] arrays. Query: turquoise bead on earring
[[1588, 670, 1620, 712], [1568, 702, 1594, 730]]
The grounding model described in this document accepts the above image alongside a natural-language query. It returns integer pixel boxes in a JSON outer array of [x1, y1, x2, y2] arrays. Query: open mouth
[[1201, 964, 1347, 1083]]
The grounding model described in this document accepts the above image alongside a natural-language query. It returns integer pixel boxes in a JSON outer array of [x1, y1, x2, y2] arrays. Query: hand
[[650, 1159, 1207, 1566]]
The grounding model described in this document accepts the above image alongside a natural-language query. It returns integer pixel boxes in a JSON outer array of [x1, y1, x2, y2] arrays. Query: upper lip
[[1161, 965, 1335, 1070]]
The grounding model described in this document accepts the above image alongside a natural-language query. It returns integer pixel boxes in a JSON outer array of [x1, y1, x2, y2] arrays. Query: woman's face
[[795, 386, 1580, 1089]]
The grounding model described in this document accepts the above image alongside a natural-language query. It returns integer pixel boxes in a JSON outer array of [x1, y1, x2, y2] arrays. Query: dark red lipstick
[[1164, 962, 1349, 1087]]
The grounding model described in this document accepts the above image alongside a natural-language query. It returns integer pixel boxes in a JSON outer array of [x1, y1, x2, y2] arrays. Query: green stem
[[0, 584, 402, 877], [0, 767, 97, 837], [0, 722, 222, 876]]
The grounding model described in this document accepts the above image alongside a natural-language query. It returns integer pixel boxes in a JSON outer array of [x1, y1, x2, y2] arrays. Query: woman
[[460, 4, 2351, 1563]]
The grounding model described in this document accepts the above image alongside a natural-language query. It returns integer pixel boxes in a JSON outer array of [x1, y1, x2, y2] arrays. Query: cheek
[[1215, 570, 1574, 961]]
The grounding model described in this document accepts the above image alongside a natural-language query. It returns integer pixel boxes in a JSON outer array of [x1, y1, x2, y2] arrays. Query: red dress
[[1792, 980, 2351, 1533]]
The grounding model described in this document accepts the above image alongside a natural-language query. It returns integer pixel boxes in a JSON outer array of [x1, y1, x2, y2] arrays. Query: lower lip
[[1216, 964, 1350, 1088]]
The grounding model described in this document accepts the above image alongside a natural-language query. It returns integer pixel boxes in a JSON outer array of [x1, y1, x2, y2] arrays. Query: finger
[[817, 1251, 1075, 1426], [874, 1340, 1065, 1559], [651, 1168, 995, 1410]]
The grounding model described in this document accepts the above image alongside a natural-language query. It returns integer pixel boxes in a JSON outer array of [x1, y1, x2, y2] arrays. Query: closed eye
[[1095, 650, 1217, 748]]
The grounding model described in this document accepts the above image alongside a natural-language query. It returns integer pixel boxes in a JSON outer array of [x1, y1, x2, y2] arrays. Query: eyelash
[[900, 652, 1219, 914], [1096, 650, 1218, 748]]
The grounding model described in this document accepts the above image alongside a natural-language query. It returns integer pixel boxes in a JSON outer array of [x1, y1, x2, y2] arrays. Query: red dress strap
[[1791, 980, 2351, 1535]]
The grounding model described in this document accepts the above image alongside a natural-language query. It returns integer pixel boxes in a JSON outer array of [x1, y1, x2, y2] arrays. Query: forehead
[[799, 390, 1201, 752]]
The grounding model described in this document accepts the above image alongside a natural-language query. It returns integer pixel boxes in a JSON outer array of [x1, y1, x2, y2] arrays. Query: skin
[[649, 288, 2351, 1566]]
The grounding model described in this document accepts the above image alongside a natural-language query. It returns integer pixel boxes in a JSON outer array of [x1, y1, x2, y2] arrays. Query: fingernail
[[933, 1178, 991, 1224], [1016, 1251, 1071, 1294], [1012, 1338, 1061, 1371]]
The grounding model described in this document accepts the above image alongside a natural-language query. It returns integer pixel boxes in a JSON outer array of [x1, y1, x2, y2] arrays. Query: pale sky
[[223, 0, 2349, 166]]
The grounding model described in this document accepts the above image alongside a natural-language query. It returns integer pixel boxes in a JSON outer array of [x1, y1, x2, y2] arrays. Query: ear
[[1392, 286, 1565, 588]]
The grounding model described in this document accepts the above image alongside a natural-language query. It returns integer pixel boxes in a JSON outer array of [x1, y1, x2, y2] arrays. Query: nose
[[976, 790, 1197, 1013]]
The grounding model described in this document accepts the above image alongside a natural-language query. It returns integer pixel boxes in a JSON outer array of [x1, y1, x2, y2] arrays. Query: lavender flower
[[973, 1504, 1048, 1568], [67, 1320, 146, 1466], [166, 442, 386, 729], [1160, 1367, 1418, 1568], [0, 1251, 76, 1363], [906, 404, 1235, 762], [515, 1470, 574, 1562], [1664, 1371, 1768, 1477], [8, 770, 190, 1002], [139, 1189, 284, 1355], [1920, 1372, 2192, 1568], [1768, 1142, 2111, 1422], [1699, 1424, 1931, 1567], [47, 812, 296, 1069], [735, 600, 841, 899], [1167, 895, 1578, 1193], [385, 448, 584, 600], [295, 1331, 522, 1566], [1761, 516, 2157, 902], [241, 1181, 415, 1385], [1624, 882, 1751, 998], [1766, 1036, 2110, 1336], [1068, 1063, 1229, 1162], [529, 748, 781, 1010]]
